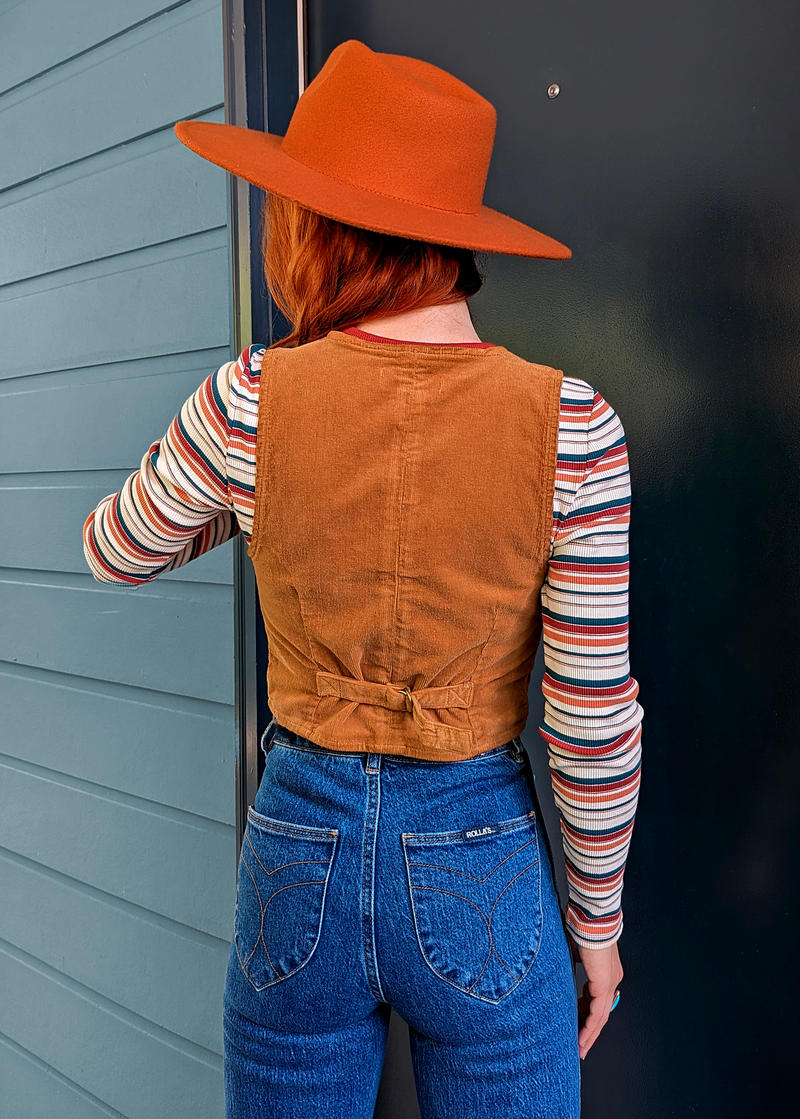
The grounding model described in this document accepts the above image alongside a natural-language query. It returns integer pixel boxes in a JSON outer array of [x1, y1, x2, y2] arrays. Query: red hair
[[261, 194, 483, 348]]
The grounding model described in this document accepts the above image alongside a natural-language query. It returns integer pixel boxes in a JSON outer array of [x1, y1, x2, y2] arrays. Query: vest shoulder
[[495, 347, 562, 378], [501, 352, 595, 398], [258, 337, 335, 365], [257, 338, 594, 407]]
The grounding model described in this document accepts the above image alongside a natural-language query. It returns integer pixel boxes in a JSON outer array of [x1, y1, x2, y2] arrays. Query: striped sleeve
[[539, 376, 643, 949], [82, 347, 263, 585]]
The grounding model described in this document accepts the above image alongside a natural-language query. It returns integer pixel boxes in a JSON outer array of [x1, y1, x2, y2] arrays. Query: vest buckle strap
[[315, 671, 474, 751]]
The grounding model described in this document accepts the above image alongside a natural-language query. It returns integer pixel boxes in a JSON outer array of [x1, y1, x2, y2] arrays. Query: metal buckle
[[509, 735, 525, 763], [259, 715, 278, 758]]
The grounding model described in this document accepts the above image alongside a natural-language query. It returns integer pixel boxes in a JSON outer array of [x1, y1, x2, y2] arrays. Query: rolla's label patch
[[461, 823, 500, 840]]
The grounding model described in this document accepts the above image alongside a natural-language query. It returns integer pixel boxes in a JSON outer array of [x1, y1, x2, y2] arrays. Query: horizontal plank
[[0, 345, 230, 394], [0, 228, 230, 379], [0, 940, 224, 1119], [0, 1032, 125, 1119], [0, 473, 236, 585], [0, 108, 227, 287], [0, 756, 236, 939], [0, 0, 223, 191], [0, 360, 236, 472], [0, 1, 186, 96], [0, 849, 229, 1054], [0, 569, 234, 704], [0, 662, 235, 824]]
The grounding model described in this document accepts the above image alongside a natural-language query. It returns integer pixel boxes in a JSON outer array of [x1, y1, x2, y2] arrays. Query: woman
[[83, 39, 642, 1119]]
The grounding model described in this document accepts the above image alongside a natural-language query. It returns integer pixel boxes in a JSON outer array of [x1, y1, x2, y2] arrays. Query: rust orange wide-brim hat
[[174, 39, 571, 259]]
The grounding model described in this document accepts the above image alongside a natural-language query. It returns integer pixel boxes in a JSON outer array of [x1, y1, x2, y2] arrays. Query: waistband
[[260, 717, 524, 766]]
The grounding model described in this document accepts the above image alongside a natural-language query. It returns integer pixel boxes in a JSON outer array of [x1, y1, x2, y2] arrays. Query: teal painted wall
[[0, 2, 236, 1115]]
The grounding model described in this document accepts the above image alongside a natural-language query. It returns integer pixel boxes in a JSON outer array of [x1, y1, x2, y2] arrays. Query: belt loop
[[365, 750, 382, 773]]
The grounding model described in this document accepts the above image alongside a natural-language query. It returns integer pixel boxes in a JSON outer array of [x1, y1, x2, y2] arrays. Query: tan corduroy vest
[[247, 330, 562, 762]]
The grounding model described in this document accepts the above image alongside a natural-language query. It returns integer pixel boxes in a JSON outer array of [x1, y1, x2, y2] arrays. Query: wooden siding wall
[[0, 2, 236, 1115]]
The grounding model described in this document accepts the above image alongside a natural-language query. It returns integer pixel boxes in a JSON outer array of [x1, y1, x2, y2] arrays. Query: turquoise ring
[[610, 990, 621, 1012]]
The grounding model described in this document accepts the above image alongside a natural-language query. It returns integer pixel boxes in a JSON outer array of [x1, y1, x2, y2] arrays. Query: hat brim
[[175, 120, 571, 260]]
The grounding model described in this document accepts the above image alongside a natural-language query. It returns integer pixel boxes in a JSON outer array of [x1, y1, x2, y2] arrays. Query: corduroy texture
[[174, 40, 572, 259], [247, 331, 563, 761]]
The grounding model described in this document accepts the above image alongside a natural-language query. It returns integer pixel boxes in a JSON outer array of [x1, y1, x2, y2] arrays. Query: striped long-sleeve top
[[83, 339, 643, 949]]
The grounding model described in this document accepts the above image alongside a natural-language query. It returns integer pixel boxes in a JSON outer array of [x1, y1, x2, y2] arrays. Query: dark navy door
[[251, 2, 800, 1114]]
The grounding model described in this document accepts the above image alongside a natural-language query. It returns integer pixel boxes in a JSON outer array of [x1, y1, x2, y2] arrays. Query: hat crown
[[281, 40, 497, 216]]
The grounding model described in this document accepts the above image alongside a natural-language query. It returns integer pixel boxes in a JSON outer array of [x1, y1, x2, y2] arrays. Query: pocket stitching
[[406, 834, 538, 883], [236, 851, 264, 977], [243, 827, 335, 882], [402, 824, 543, 1005], [234, 823, 338, 992]]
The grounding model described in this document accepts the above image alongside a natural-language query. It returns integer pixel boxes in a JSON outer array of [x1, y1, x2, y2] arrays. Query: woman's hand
[[571, 937, 624, 1059]]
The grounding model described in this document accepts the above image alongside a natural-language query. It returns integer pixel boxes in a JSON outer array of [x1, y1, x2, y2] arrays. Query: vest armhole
[[247, 347, 273, 560], [539, 367, 564, 571]]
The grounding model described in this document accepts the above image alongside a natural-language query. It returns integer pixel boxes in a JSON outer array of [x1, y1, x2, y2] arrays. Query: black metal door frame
[[224, 0, 308, 855]]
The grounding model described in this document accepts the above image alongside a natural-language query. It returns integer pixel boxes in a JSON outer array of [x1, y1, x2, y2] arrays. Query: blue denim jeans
[[223, 723, 580, 1118]]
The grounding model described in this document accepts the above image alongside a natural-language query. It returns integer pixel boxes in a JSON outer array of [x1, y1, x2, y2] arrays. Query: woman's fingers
[[577, 981, 616, 1058], [573, 940, 624, 1059]]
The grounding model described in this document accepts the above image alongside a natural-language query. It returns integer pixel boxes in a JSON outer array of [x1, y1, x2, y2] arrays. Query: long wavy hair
[[261, 193, 484, 348]]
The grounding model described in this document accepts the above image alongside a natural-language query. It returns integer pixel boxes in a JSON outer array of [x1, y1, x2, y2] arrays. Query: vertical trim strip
[[297, 0, 308, 96], [222, 0, 259, 859]]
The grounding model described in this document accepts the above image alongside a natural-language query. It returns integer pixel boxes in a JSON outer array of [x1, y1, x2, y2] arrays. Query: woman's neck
[[354, 300, 481, 344]]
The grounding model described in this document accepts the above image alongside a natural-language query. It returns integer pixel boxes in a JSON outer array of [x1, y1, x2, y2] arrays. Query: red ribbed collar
[[343, 326, 495, 348]]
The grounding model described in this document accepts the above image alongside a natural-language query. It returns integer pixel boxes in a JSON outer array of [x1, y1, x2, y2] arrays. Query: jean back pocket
[[402, 810, 542, 1004], [234, 808, 338, 991]]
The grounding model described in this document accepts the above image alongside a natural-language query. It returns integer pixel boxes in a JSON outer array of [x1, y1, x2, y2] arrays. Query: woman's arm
[[540, 378, 642, 1058], [540, 378, 643, 949], [82, 349, 261, 585]]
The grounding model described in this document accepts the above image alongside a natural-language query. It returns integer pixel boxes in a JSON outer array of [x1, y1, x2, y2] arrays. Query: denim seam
[[401, 809, 535, 844], [361, 765, 387, 1003], [270, 737, 522, 766], [271, 738, 368, 759], [247, 805, 339, 839]]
